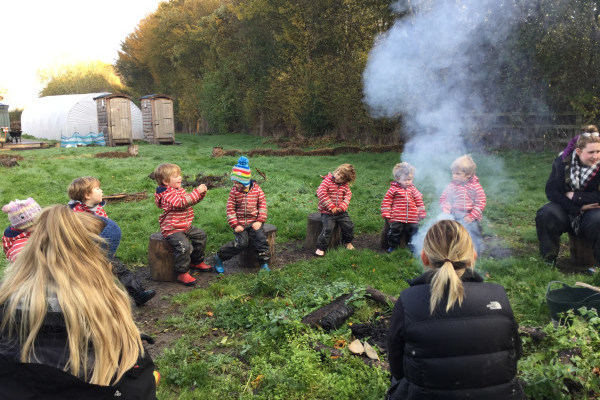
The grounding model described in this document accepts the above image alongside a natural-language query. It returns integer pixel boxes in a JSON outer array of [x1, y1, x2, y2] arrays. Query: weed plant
[[0, 136, 598, 398]]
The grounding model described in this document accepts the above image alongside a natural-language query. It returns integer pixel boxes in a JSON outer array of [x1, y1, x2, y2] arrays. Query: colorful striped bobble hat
[[2, 198, 43, 230], [231, 156, 251, 185]]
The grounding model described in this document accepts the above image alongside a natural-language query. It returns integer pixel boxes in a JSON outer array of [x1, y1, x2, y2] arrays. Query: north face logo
[[486, 301, 502, 310], [114, 390, 122, 397]]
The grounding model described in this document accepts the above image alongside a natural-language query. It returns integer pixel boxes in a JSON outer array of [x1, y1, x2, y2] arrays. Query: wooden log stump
[[148, 232, 176, 281], [568, 232, 595, 269], [380, 220, 407, 250], [304, 212, 342, 250], [238, 224, 278, 268]]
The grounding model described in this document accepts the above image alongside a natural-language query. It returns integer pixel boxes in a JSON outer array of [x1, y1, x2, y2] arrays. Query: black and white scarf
[[569, 151, 600, 190]]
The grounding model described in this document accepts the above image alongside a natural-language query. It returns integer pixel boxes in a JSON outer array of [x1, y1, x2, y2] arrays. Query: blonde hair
[[68, 176, 101, 202], [451, 155, 476, 177], [393, 162, 415, 181], [422, 220, 476, 314], [576, 125, 600, 149], [0, 205, 143, 385], [153, 163, 181, 186], [334, 163, 356, 184]]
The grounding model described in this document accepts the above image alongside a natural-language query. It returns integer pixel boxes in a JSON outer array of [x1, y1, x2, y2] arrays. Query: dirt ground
[[132, 232, 538, 360]]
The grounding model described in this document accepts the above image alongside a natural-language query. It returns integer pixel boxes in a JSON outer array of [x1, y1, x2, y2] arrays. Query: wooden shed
[[94, 93, 134, 146], [140, 94, 175, 144]]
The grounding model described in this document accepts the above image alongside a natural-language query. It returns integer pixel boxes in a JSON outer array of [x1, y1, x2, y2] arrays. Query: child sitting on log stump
[[315, 163, 356, 257], [213, 156, 270, 273], [154, 164, 211, 286], [68, 176, 156, 306], [2, 198, 42, 263], [381, 162, 426, 254], [438, 155, 486, 253]]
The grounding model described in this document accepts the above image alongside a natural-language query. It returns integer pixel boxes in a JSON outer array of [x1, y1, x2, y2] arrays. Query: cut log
[[365, 286, 397, 306], [568, 232, 595, 269], [238, 224, 277, 268], [301, 293, 354, 331], [304, 212, 342, 250], [148, 232, 176, 282]]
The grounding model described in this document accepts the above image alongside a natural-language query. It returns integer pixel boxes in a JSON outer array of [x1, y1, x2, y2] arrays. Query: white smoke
[[364, 0, 527, 255]]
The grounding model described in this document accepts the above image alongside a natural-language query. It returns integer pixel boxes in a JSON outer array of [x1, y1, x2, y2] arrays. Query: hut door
[[109, 98, 132, 143], [153, 99, 174, 142]]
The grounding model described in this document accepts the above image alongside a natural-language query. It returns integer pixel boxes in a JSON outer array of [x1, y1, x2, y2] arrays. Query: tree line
[[44, 0, 600, 141]]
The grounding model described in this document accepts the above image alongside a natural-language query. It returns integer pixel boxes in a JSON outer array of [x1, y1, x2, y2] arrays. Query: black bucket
[[546, 281, 600, 321]]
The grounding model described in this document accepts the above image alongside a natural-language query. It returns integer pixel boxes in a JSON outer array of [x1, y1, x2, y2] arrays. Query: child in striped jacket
[[315, 163, 356, 257], [439, 155, 486, 252], [381, 162, 426, 253], [213, 156, 269, 273], [2, 198, 42, 263], [154, 164, 210, 286]]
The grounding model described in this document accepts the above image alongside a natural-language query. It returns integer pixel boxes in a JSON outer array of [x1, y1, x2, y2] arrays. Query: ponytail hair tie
[[443, 259, 452, 263]]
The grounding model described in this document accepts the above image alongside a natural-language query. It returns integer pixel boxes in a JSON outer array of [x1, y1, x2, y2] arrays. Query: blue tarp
[[60, 132, 106, 147]]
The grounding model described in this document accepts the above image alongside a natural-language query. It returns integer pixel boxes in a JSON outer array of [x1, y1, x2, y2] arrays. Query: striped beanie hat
[[2, 198, 43, 230], [231, 156, 251, 185]]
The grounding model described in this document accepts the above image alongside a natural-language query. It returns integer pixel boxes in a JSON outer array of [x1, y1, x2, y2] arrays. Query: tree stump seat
[[148, 232, 176, 282], [380, 220, 408, 250], [304, 212, 342, 251], [238, 223, 278, 268], [568, 232, 595, 270]]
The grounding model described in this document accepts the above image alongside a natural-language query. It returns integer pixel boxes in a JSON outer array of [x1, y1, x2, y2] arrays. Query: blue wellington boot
[[260, 263, 271, 271], [213, 254, 224, 274]]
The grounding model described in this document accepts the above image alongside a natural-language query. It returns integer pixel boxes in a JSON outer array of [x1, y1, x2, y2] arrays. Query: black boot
[[133, 289, 156, 306]]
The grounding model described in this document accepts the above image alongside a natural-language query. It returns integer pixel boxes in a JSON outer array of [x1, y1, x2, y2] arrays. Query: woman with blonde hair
[[0, 205, 156, 399], [387, 220, 524, 399]]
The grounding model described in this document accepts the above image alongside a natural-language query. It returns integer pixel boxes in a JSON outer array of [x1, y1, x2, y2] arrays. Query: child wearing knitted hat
[[67, 176, 156, 306], [154, 163, 210, 286], [213, 156, 270, 273], [315, 163, 356, 256], [2, 198, 42, 262]]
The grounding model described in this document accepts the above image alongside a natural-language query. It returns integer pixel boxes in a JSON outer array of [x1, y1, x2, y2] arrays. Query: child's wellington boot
[[213, 254, 224, 274], [260, 263, 271, 271], [177, 272, 197, 286]]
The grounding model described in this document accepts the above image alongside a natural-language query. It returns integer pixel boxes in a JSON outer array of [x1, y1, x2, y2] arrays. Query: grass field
[[1, 134, 599, 399]]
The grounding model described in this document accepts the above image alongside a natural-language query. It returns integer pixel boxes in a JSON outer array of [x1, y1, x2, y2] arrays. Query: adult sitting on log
[[387, 220, 524, 399], [536, 125, 600, 269]]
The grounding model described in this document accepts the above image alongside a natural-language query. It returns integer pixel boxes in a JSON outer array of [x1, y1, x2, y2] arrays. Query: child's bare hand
[[197, 184, 207, 193], [252, 221, 262, 230], [463, 216, 473, 224], [581, 203, 600, 211], [234, 225, 244, 233]]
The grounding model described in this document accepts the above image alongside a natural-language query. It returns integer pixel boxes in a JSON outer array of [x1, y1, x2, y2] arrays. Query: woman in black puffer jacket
[[387, 220, 525, 400]]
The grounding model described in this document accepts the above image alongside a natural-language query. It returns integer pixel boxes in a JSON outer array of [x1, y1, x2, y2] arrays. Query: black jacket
[[0, 305, 157, 400], [546, 155, 600, 216], [387, 270, 525, 400]]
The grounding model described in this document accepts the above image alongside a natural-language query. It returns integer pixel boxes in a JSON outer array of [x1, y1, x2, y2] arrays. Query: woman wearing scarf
[[536, 125, 600, 267]]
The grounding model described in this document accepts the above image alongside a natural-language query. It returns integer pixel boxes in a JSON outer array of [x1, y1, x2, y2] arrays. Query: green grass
[[1, 135, 599, 399]]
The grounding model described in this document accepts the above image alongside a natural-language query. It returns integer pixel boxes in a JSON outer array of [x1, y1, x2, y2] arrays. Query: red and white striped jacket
[[2, 226, 31, 263], [68, 200, 108, 218], [381, 181, 426, 223], [155, 186, 206, 237], [317, 173, 352, 214], [226, 181, 267, 229], [439, 175, 486, 222]]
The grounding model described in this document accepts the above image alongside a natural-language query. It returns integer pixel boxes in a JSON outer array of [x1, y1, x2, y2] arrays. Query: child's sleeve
[[381, 187, 393, 219], [338, 186, 352, 212], [467, 184, 486, 221], [256, 187, 268, 223], [226, 189, 239, 229], [413, 187, 427, 220], [163, 188, 204, 210], [316, 178, 334, 212]]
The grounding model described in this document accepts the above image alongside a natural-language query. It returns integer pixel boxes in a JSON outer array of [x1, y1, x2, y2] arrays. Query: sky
[[1, 0, 165, 109]]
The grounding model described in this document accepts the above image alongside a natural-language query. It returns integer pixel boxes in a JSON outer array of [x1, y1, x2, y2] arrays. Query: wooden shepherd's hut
[[140, 94, 175, 144], [94, 93, 134, 146]]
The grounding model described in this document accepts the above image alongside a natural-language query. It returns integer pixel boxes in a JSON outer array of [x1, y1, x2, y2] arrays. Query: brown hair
[[422, 220, 475, 314], [576, 125, 600, 149], [153, 163, 181, 186], [333, 163, 356, 184], [451, 155, 476, 177], [68, 177, 101, 202]]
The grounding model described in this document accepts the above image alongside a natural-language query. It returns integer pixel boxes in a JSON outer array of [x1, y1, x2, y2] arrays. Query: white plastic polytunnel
[[21, 93, 143, 140]]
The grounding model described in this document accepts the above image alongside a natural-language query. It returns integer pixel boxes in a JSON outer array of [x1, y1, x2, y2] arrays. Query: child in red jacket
[[2, 198, 42, 263], [381, 162, 426, 253], [154, 164, 210, 286], [213, 156, 269, 273], [315, 163, 356, 257], [439, 155, 486, 252]]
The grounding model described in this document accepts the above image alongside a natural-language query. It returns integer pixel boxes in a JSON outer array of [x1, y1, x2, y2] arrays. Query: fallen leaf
[[348, 339, 364, 355], [205, 311, 214, 317], [220, 336, 228, 345], [363, 342, 379, 360], [333, 339, 347, 349], [330, 355, 340, 359], [251, 374, 264, 389]]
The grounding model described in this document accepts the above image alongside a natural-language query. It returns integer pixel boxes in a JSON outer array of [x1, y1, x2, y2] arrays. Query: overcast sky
[[1, 0, 165, 109]]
